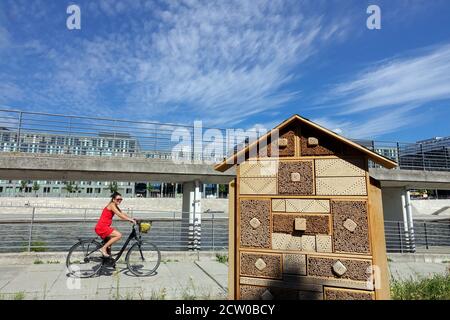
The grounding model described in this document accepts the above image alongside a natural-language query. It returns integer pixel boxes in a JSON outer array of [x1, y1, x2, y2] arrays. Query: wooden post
[[228, 179, 236, 300], [368, 177, 391, 299]]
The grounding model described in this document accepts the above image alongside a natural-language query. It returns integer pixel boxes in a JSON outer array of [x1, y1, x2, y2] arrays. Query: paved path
[[1, 252, 449, 300], [0, 259, 228, 300]]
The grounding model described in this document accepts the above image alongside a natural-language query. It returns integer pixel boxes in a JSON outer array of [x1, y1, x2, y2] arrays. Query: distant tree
[[108, 181, 118, 194], [146, 183, 156, 198], [63, 181, 75, 196], [19, 180, 27, 194], [32, 181, 40, 196]]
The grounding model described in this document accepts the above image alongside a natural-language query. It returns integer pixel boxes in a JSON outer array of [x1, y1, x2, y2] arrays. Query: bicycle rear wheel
[[66, 239, 104, 278], [126, 241, 161, 277]]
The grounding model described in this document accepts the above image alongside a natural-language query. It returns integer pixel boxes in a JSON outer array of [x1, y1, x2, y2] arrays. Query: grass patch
[[149, 288, 167, 300], [46, 260, 60, 264], [0, 292, 26, 300], [33, 259, 44, 264], [391, 273, 450, 300], [216, 253, 228, 264]]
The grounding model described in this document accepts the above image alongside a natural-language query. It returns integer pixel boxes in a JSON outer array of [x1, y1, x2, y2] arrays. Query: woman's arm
[[109, 204, 135, 224]]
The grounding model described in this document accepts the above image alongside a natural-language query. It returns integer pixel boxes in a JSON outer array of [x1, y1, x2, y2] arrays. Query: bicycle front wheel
[[66, 239, 103, 278], [126, 241, 161, 277]]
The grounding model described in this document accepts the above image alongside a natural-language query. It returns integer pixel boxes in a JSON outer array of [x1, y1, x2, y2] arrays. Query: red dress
[[95, 207, 115, 239]]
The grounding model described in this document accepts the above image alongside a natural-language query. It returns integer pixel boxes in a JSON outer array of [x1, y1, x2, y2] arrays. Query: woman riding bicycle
[[95, 192, 136, 258]]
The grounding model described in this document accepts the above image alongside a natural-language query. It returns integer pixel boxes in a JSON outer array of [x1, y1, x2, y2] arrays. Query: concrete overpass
[[0, 152, 235, 184], [1, 153, 449, 188], [1, 152, 450, 228]]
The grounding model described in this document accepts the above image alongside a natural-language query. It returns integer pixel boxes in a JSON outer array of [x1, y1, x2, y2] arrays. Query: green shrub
[[391, 273, 450, 300], [216, 253, 228, 264], [33, 259, 44, 264]]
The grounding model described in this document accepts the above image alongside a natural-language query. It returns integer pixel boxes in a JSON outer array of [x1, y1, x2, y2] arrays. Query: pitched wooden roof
[[214, 114, 398, 172]]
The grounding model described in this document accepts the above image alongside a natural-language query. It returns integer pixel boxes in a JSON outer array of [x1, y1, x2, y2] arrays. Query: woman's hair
[[110, 191, 122, 201]]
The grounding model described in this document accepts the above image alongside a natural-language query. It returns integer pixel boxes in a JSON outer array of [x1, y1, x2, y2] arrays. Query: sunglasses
[[115, 198, 123, 201]]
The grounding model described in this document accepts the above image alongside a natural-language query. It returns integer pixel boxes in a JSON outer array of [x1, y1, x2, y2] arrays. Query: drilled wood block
[[295, 218, 306, 231], [255, 258, 267, 271], [250, 217, 261, 229], [262, 128, 296, 158], [291, 172, 301, 182], [240, 177, 277, 195], [239, 160, 278, 177], [307, 137, 319, 147], [240, 199, 271, 248], [315, 158, 366, 177], [240, 252, 282, 279], [343, 218, 357, 232], [316, 177, 367, 196], [273, 214, 330, 235], [324, 287, 374, 300], [241, 276, 323, 292], [239, 284, 298, 300], [271, 199, 286, 212], [301, 235, 316, 252], [307, 256, 372, 282], [285, 199, 330, 213], [278, 161, 314, 195], [277, 138, 288, 148], [332, 260, 348, 277], [283, 254, 306, 275], [332, 200, 370, 254], [316, 235, 332, 253], [300, 125, 343, 156]]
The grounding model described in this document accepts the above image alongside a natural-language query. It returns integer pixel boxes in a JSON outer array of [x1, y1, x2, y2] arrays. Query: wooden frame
[[219, 115, 394, 300]]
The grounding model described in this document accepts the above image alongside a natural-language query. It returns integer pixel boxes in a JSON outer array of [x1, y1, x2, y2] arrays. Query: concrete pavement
[[0, 254, 228, 300], [0, 252, 449, 300]]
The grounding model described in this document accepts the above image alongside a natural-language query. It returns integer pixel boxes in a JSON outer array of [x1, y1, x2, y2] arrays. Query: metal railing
[[385, 220, 450, 253], [0, 205, 228, 253], [1, 109, 449, 171], [1, 204, 450, 254]]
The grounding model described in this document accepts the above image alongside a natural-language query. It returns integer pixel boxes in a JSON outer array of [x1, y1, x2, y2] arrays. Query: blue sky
[[0, 0, 449, 142]]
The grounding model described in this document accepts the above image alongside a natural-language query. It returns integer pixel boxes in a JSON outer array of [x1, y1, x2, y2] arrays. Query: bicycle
[[66, 220, 161, 278]]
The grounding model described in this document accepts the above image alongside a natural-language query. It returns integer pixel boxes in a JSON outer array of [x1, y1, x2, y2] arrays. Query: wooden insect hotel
[[214, 115, 397, 300]]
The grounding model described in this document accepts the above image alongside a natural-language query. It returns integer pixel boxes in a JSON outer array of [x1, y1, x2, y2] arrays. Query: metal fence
[[385, 220, 450, 253], [1, 109, 449, 171], [0, 205, 228, 253]]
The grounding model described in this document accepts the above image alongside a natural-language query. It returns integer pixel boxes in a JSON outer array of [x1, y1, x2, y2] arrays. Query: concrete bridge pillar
[[182, 180, 202, 250], [382, 187, 415, 252]]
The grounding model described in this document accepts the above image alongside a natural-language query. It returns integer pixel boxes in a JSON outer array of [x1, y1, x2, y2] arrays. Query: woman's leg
[[100, 230, 122, 256]]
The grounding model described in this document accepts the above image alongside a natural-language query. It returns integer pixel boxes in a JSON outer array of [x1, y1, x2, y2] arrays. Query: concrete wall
[[411, 199, 450, 216], [0, 197, 228, 215], [381, 187, 404, 222]]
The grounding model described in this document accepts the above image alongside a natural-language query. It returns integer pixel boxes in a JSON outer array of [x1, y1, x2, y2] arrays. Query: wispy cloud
[[0, 0, 354, 125], [324, 44, 450, 115], [313, 105, 425, 139], [311, 43, 450, 138]]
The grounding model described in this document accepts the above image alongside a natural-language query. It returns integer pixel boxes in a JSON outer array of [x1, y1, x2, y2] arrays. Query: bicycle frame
[[108, 224, 142, 262]]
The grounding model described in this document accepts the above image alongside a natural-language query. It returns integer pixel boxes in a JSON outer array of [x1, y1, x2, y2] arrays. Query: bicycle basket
[[139, 221, 152, 233]]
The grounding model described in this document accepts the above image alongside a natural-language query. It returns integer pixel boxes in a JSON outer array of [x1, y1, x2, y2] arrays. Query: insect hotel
[[214, 115, 397, 300]]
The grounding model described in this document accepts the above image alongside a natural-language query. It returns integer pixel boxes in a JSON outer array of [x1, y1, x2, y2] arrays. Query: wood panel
[[368, 177, 391, 299], [228, 179, 236, 299]]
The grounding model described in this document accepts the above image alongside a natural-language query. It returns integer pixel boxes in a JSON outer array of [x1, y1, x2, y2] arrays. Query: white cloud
[[0, 0, 352, 125], [326, 44, 450, 115], [313, 105, 424, 139]]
